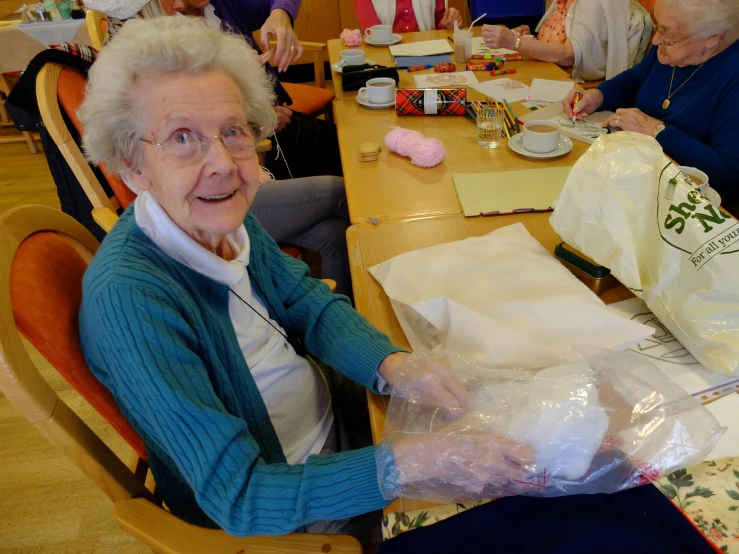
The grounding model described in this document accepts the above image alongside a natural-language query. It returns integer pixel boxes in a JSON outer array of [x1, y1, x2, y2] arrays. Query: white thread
[[272, 133, 294, 180], [423, 89, 438, 115]]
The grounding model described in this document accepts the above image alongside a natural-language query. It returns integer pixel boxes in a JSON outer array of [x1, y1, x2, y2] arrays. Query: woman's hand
[[511, 25, 531, 36], [600, 108, 664, 136], [378, 352, 469, 412], [391, 430, 534, 493], [273, 106, 293, 132], [439, 7, 463, 30], [481, 25, 517, 50], [260, 9, 303, 72], [562, 88, 604, 119]]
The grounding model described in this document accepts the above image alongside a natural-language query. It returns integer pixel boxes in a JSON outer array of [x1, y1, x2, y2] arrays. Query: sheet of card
[[469, 78, 531, 103], [413, 71, 479, 88]]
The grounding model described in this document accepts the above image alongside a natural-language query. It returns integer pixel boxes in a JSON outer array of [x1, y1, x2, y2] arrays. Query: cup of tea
[[365, 25, 392, 43], [340, 49, 366, 67], [522, 120, 561, 153], [358, 77, 396, 104], [677, 166, 709, 193]]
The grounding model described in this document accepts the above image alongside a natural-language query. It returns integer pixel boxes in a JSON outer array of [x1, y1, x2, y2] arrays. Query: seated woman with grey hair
[[563, 0, 739, 204], [78, 15, 531, 544], [481, 0, 652, 81]]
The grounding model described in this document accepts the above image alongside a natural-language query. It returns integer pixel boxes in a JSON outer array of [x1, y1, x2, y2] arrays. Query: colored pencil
[[502, 98, 520, 133]]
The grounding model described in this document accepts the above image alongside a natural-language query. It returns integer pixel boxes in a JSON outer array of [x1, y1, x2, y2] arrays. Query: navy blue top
[[471, 0, 545, 19], [598, 43, 739, 204]]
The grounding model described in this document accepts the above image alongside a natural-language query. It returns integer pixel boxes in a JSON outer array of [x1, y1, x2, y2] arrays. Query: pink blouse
[[538, 0, 576, 44], [354, 0, 446, 34]]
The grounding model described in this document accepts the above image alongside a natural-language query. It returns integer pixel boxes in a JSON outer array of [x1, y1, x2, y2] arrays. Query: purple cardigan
[[211, 0, 301, 105]]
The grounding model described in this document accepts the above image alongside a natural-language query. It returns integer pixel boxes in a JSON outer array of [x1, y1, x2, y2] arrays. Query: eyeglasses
[[650, 13, 693, 47], [141, 123, 260, 164]]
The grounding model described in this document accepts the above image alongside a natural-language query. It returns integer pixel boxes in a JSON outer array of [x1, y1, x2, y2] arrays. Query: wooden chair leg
[[23, 131, 39, 154]]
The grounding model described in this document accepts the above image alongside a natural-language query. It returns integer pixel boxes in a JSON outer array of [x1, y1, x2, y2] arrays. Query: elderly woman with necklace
[[563, 0, 739, 203]]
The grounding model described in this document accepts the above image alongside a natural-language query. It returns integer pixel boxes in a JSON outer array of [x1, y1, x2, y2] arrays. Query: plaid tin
[[395, 88, 467, 116]]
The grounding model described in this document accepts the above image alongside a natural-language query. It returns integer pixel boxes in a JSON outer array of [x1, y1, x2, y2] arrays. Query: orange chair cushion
[[640, 0, 655, 13], [282, 83, 334, 116], [10, 232, 147, 460], [57, 66, 137, 210]]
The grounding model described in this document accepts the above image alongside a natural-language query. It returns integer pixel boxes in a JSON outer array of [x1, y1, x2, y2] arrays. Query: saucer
[[508, 133, 573, 159], [332, 59, 376, 73], [364, 33, 402, 47], [703, 186, 721, 207], [356, 90, 395, 109]]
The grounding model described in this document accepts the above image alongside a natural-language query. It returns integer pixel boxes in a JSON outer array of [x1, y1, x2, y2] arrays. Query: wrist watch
[[514, 34, 522, 50], [653, 123, 666, 138]]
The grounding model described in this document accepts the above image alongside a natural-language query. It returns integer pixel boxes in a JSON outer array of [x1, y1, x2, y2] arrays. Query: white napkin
[[368, 223, 654, 368], [18, 19, 84, 47]]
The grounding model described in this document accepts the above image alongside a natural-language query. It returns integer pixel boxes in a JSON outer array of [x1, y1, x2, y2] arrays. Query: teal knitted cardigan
[[79, 208, 402, 535]]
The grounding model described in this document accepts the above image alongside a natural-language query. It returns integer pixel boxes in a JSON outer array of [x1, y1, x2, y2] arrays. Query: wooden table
[[347, 213, 633, 515], [327, 31, 587, 224]]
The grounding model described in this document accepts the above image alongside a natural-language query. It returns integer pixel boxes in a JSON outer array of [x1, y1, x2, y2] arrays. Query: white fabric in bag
[[368, 222, 654, 368], [550, 131, 739, 373]]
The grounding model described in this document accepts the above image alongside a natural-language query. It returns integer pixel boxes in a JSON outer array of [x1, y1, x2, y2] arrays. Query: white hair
[[663, 0, 739, 40], [79, 15, 277, 176]]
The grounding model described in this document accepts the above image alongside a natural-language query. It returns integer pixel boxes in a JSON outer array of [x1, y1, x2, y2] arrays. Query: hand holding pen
[[562, 88, 604, 120]]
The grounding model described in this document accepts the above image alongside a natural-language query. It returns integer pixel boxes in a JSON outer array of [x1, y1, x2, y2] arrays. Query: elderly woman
[[481, 0, 651, 81], [78, 16, 529, 544], [563, 0, 739, 203]]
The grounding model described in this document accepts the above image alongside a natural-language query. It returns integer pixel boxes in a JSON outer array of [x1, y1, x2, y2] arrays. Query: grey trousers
[[249, 176, 352, 298]]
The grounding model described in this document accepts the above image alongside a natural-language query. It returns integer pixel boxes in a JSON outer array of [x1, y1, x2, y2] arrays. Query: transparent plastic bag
[[376, 348, 724, 504]]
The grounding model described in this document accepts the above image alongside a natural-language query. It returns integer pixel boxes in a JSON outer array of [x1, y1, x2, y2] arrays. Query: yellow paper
[[452, 166, 572, 216]]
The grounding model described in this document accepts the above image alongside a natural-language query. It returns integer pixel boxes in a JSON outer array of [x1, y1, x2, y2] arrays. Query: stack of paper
[[389, 40, 454, 57], [469, 77, 531, 103]]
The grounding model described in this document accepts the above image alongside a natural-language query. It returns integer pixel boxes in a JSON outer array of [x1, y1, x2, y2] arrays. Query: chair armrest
[[92, 207, 120, 233], [113, 498, 363, 554], [321, 279, 337, 294]]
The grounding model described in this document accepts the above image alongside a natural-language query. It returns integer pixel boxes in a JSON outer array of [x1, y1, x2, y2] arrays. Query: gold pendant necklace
[[663, 62, 705, 109]]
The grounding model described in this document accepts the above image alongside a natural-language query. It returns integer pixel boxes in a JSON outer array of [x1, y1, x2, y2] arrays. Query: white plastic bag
[[550, 132, 739, 373], [376, 348, 723, 504], [368, 222, 654, 369]]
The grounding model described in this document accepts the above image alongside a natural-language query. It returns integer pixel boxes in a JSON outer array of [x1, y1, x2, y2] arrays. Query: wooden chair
[[0, 73, 39, 153], [0, 203, 359, 553], [276, 41, 335, 122], [85, 8, 107, 50]]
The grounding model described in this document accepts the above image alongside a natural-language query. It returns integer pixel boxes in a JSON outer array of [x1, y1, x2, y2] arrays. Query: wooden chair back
[[86, 9, 107, 50], [0, 205, 149, 503], [0, 205, 354, 552]]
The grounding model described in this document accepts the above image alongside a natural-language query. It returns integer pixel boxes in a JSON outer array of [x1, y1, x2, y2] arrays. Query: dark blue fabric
[[470, 0, 545, 19], [378, 484, 716, 554]]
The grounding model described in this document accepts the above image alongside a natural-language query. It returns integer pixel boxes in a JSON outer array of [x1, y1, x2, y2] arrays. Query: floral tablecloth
[[382, 457, 739, 553]]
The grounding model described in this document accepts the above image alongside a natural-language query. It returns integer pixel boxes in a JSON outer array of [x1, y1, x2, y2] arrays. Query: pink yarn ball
[[384, 126, 446, 168], [409, 138, 447, 168]]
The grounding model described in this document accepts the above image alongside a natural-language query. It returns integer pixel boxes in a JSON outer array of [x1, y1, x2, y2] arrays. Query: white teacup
[[340, 48, 366, 67], [365, 25, 392, 43], [522, 120, 561, 154], [359, 77, 396, 104], [678, 166, 709, 193]]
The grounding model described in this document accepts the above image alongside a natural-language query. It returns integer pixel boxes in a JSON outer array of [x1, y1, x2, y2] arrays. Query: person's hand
[[439, 7, 463, 29], [511, 24, 531, 36], [600, 108, 663, 136], [273, 106, 292, 132], [378, 352, 469, 412], [390, 430, 535, 493], [562, 87, 603, 120], [481, 25, 517, 50], [260, 8, 303, 72]]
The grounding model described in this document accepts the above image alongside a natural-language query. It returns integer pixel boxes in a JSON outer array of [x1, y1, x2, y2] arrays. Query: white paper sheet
[[607, 298, 739, 398], [519, 102, 615, 144], [469, 78, 531, 103], [389, 39, 454, 57], [469, 37, 516, 56], [529, 78, 575, 103], [413, 71, 478, 88], [368, 223, 655, 369], [705, 393, 739, 461]]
